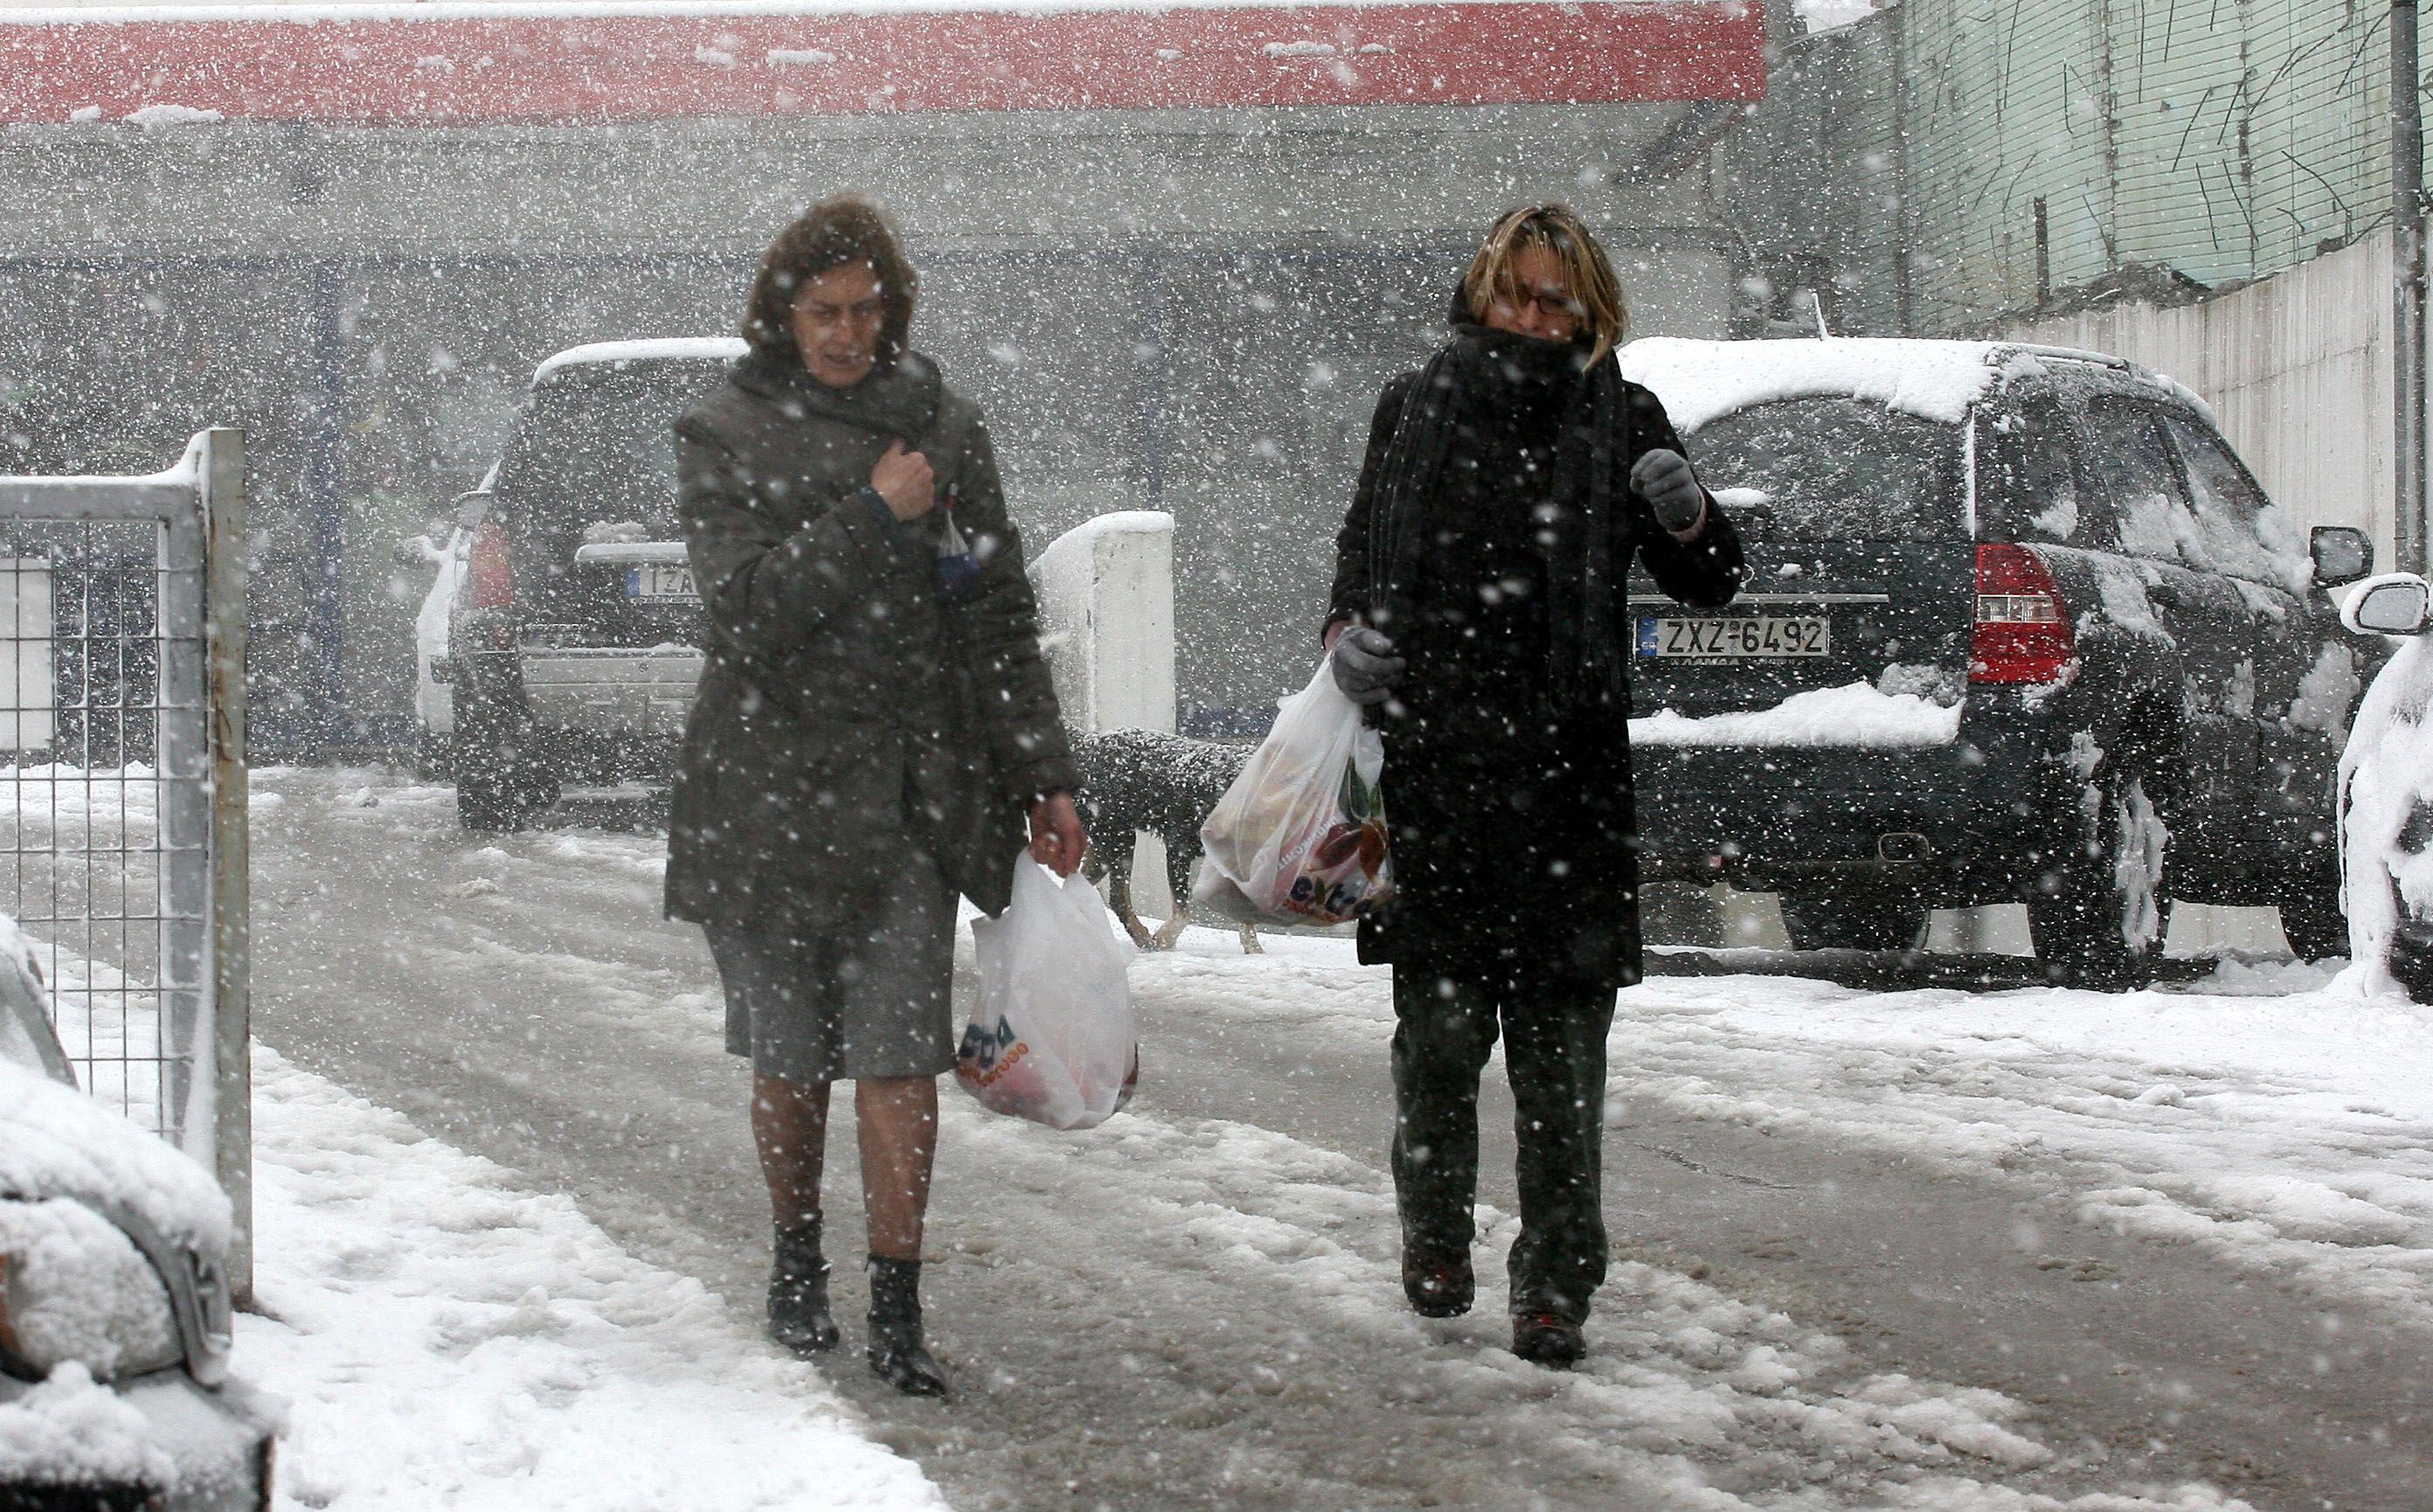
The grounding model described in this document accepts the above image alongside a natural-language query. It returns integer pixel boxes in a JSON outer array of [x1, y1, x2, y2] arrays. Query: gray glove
[[1631, 447, 1706, 534], [1329, 625, 1404, 706]]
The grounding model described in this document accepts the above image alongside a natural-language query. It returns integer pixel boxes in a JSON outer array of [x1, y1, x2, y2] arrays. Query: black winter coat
[[1327, 351, 1744, 990]]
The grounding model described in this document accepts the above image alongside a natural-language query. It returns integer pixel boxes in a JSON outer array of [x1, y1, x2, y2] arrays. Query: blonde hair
[[1461, 205, 1629, 366]]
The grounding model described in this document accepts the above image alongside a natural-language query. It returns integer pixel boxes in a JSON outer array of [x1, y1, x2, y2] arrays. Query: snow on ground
[[0, 763, 175, 1133], [234, 1044, 941, 1512], [933, 1065, 2246, 1512], [1142, 927, 2433, 1328], [227, 768, 2341, 1507]]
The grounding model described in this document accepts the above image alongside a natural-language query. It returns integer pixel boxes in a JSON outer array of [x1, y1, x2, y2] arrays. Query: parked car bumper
[[514, 646, 703, 738], [457, 645, 701, 737], [1632, 715, 2059, 896], [0, 1368, 275, 1512]]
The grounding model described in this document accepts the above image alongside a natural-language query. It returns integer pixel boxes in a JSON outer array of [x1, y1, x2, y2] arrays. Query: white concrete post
[[1029, 510, 1176, 736], [1029, 511, 1179, 914]]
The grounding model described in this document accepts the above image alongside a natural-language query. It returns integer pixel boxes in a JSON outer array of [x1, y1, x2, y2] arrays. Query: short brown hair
[[740, 195, 918, 364], [1461, 205, 1630, 366]]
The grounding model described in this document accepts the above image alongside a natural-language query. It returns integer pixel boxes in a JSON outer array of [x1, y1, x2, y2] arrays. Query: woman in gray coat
[[666, 197, 1085, 1398]]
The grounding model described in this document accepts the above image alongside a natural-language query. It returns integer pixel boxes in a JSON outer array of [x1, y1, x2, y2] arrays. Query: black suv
[[429, 340, 736, 829], [1617, 337, 2375, 987]]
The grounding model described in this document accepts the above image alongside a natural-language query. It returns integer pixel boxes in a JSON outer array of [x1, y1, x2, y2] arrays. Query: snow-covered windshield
[[1686, 398, 1965, 541]]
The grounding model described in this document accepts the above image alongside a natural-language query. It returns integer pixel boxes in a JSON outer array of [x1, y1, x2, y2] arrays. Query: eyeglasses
[[1505, 285, 1584, 323]]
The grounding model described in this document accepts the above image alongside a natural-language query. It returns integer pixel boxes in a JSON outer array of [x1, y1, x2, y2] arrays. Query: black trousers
[[1390, 967, 1617, 1325]]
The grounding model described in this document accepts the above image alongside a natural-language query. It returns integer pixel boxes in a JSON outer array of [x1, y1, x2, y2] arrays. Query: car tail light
[[1971, 543, 2076, 683], [467, 520, 514, 612]]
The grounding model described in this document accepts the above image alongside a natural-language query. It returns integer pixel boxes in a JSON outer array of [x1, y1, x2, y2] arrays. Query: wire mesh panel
[[0, 516, 198, 1140], [0, 447, 220, 1134], [9, 530, 170, 1121], [0, 433, 249, 1295]]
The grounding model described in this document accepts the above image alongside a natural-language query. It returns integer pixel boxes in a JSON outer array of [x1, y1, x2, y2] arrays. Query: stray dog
[[1071, 727, 1261, 953]]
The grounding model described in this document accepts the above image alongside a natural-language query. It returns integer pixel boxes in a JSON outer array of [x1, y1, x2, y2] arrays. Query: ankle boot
[[767, 1217, 840, 1356], [865, 1256, 948, 1398]]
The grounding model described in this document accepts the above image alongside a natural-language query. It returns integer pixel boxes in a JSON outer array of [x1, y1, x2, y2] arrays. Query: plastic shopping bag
[[958, 857, 1140, 1130], [1193, 655, 1392, 927]]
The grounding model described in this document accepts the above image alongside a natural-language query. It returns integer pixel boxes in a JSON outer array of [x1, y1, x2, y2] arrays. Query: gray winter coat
[[662, 349, 1076, 933]]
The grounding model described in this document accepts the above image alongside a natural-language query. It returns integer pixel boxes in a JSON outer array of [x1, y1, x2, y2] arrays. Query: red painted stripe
[[1, 3, 1764, 124]]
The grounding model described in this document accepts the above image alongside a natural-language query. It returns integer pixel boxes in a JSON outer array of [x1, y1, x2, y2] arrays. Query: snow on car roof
[[531, 337, 746, 386], [0, 1063, 231, 1254], [1617, 336, 2020, 433], [1619, 336, 2224, 440]]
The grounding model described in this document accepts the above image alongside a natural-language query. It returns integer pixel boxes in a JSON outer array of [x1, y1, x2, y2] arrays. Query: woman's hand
[[1631, 447, 1706, 538], [1028, 790, 1087, 877], [871, 440, 936, 522], [1328, 625, 1404, 706]]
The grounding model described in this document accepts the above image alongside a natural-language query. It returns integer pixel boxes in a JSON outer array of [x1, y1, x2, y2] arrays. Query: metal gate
[[0, 428, 251, 1296]]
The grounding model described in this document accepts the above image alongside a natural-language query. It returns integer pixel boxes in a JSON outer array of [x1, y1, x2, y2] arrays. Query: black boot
[[1401, 1245, 1475, 1318], [865, 1256, 948, 1398], [1511, 1311, 1587, 1370], [767, 1217, 840, 1356]]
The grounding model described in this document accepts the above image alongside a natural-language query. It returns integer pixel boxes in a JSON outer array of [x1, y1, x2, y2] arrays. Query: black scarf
[[1367, 311, 1627, 712], [733, 348, 942, 441], [732, 348, 976, 590]]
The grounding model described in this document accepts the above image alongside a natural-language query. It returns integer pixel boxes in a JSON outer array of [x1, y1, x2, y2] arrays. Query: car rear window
[[496, 365, 725, 539], [1685, 397, 1966, 542]]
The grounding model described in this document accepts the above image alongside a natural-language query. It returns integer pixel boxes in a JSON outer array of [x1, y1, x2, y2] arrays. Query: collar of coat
[[731, 347, 946, 445]]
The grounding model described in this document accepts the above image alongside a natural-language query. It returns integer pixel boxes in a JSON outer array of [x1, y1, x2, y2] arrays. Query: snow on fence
[[0, 429, 252, 1298]]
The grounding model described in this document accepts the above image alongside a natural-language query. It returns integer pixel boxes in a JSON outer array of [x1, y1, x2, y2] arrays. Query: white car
[[0, 924, 275, 1509], [2336, 571, 2433, 998], [411, 339, 732, 829]]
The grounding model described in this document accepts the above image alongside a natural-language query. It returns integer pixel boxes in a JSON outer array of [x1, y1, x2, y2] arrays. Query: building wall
[[1716, 14, 1903, 333], [0, 105, 1742, 749], [1895, 0, 2116, 329], [1732, 0, 2417, 337]]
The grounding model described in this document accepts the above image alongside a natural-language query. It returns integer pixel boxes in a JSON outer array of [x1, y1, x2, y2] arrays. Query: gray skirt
[[704, 846, 959, 1084]]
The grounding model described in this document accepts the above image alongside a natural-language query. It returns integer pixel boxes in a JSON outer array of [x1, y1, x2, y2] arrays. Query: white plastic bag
[[958, 857, 1139, 1130], [1193, 655, 1393, 927]]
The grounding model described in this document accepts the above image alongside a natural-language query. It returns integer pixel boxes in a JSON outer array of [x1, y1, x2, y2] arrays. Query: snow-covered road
[[246, 769, 2432, 1509]]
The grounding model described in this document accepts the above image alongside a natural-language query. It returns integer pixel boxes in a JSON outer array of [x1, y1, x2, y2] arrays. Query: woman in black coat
[[1322, 205, 1744, 1368]]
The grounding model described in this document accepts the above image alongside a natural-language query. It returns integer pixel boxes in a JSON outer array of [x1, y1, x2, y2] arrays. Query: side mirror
[[2312, 525, 2374, 587], [2341, 572, 2433, 635]]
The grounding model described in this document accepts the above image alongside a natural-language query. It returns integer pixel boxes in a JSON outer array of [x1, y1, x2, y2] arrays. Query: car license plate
[[627, 563, 698, 604], [1637, 614, 1829, 658]]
